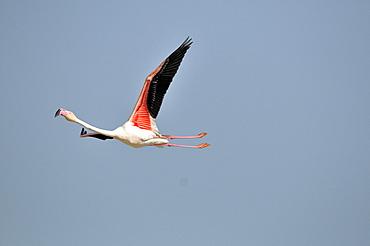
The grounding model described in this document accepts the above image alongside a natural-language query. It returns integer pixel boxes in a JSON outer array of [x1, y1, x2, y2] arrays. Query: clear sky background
[[1, 1, 370, 245]]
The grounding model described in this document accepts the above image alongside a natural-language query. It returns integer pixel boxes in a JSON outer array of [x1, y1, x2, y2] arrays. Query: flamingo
[[55, 37, 209, 149]]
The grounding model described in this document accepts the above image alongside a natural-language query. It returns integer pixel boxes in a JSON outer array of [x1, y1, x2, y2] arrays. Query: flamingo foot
[[197, 143, 210, 148]]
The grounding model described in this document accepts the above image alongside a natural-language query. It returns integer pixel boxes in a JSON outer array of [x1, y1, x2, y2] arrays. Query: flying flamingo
[[55, 37, 209, 149]]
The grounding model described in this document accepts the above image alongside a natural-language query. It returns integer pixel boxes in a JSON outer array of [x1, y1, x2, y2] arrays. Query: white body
[[114, 122, 169, 148]]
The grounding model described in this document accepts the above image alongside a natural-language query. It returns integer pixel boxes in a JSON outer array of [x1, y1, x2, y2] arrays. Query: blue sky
[[1, 1, 370, 245]]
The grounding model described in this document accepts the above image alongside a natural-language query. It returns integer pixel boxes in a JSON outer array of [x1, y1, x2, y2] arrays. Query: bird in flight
[[55, 37, 209, 149]]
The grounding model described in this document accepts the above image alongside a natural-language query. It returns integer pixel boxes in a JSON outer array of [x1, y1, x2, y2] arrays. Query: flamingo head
[[54, 108, 77, 122]]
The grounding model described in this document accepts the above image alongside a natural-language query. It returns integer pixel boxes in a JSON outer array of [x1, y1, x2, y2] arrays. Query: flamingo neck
[[75, 118, 115, 137]]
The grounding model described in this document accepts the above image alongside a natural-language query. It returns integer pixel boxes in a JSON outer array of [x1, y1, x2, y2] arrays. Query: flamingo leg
[[156, 143, 210, 148], [161, 132, 207, 139]]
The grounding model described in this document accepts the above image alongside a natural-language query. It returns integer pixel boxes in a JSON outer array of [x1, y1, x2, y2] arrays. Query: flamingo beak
[[54, 108, 61, 117], [54, 108, 69, 117]]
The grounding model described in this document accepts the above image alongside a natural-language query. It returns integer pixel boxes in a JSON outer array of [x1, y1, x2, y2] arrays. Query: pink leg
[[162, 132, 207, 139], [156, 143, 210, 149]]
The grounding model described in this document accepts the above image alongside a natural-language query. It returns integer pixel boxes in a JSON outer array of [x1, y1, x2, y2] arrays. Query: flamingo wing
[[80, 128, 114, 140], [128, 37, 193, 131]]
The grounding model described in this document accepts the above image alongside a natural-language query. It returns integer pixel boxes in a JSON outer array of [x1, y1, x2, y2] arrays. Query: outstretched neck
[[75, 118, 115, 137]]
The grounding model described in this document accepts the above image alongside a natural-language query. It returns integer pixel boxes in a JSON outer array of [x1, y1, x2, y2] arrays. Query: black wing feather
[[147, 37, 193, 118], [80, 128, 113, 141]]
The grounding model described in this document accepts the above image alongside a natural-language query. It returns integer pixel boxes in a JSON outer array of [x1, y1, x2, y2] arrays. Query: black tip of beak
[[54, 109, 61, 118]]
